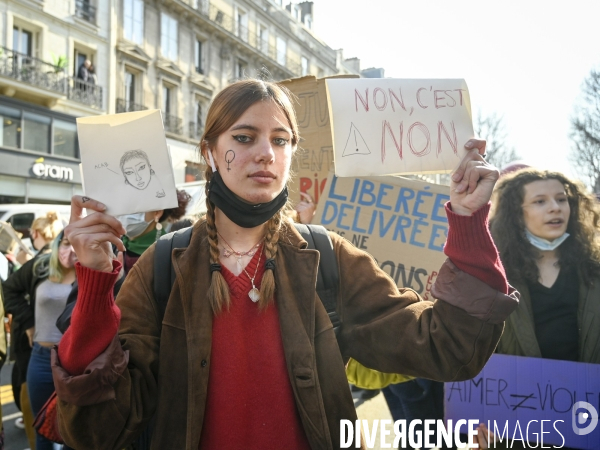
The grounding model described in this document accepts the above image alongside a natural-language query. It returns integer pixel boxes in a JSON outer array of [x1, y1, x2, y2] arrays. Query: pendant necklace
[[242, 246, 263, 303], [218, 232, 262, 273]]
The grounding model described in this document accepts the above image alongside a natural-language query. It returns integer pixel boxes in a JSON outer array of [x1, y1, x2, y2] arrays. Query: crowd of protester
[[0, 78, 598, 450]]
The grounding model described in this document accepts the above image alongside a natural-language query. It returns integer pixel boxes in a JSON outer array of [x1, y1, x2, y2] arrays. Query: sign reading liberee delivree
[[314, 172, 449, 298]]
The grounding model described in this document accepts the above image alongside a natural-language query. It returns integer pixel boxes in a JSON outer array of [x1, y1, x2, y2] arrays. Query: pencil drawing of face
[[120, 150, 153, 190]]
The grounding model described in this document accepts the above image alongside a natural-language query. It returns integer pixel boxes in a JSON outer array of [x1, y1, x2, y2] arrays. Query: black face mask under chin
[[208, 171, 288, 228]]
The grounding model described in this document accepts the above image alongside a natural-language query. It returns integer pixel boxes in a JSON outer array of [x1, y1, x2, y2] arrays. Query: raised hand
[[295, 192, 317, 224], [64, 196, 126, 272], [450, 139, 499, 216]]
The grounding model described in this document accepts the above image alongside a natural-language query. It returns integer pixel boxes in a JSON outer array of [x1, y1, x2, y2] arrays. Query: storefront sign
[[31, 158, 74, 182]]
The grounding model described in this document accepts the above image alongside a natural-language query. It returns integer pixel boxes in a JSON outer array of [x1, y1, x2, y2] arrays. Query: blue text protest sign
[[445, 354, 600, 449], [314, 173, 449, 296]]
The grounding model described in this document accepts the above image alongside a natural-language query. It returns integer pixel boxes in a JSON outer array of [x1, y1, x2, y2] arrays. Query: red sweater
[[198, 249, 310, 449], [58, 203, 507, 443]]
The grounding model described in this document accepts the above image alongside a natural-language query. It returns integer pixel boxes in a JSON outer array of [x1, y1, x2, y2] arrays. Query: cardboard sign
[[314, 172, 449, 295], [77, 110, 178, 216], [325, 78, 474, 177], [445, 354, 600, 449], [280, 75, 358, 204], [0, 221, 31, 256]]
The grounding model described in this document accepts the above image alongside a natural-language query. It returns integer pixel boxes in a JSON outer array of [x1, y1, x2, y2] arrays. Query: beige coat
[[53, 220, 518, 449]]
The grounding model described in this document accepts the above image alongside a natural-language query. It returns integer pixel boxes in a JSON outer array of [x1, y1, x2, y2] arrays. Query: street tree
[[570, 68, 600, 192], [474, 111, 520, 170]]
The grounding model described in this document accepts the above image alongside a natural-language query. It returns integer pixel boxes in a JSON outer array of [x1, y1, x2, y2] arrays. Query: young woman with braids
[[51, 79, 518, 449], [474, 169, 600, 449]]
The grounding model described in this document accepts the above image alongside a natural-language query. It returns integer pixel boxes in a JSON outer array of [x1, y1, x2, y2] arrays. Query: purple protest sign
[[445, 354, 600, 449]]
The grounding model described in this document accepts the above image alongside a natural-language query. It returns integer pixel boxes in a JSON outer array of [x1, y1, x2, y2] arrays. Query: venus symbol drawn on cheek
[[225, 150, 235, 171]]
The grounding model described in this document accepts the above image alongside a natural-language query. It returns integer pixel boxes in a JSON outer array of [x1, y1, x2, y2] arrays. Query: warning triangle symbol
[[342, 123, 371, 157]]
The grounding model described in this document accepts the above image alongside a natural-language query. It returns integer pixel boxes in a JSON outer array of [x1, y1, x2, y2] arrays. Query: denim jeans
[[27, 343, 63, 450], [382, 378, 453, 450]]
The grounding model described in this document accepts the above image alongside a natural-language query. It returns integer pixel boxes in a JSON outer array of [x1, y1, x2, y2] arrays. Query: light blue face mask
[[118, 213, 153, 240], [525, 229, 570, 251]]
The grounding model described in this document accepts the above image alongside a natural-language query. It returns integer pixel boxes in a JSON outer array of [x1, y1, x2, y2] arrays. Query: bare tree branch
[[474, 111, 520, 169], [570, 68, 600, 192]]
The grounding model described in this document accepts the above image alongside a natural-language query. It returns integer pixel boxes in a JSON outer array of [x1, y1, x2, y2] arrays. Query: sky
[[313, 0, 600, 181]]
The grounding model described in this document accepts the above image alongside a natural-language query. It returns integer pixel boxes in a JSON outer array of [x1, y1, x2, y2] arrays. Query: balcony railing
[[68, 77, 103, 109], [0, 46, 103, 109], [191, 0, 209, 15], [180, 1, 303, 76], [75, 0, 97, 24], [189, 121, 204, 141], [0, 47, 67, 95], [235, 23, 249, 43], [163, 113, 183, 135], [116, 98, 148, 113]]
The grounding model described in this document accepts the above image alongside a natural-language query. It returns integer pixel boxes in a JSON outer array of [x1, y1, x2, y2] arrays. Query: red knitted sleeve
[[58, 260, 122, 375], [444, 202, 508, 294]]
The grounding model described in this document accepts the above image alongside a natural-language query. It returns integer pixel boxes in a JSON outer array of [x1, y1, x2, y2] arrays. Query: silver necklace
[[218, 232, 262, 273], [241, 248, 263, 302]]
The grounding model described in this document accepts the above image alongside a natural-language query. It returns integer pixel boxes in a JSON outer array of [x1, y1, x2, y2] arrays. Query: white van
[[0, 204, 71, 239]]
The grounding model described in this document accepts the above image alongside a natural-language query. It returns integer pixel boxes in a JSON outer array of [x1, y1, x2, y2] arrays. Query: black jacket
[[77, 64, 89, 81], [2, 250, 51, 357]]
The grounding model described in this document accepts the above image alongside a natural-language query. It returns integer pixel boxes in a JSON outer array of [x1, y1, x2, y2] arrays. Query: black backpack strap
[[293, 223, 341, 334], [153, 227, 193, 324]]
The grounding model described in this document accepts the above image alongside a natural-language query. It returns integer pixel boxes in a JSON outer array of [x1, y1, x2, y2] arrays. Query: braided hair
[[199, 79, 299, 313]]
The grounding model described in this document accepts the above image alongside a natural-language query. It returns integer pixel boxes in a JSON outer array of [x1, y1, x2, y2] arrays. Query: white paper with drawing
[[326, 79, 474, 177], [77, 110, 178, 216]]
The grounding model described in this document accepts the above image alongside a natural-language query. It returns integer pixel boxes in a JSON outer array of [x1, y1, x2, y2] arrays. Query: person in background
[[382, 379, 451, 449], [294, 192, 317, 224], [3, 211, 63, 449], [0, 281, 7, 449], [118, 189, 192, 274], [5, 230, 76, 450], [170, 217, 197, 233], [88, 64, 98, 85], [28, 232, 77, 450], [474, 168, 600, 448], [77, 59, 90, 83]]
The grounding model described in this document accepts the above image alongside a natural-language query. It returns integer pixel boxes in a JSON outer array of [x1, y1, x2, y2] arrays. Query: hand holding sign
[[450, 139, 499, 216], [77, 110, 178, 216], [64, 195, 126, 273]]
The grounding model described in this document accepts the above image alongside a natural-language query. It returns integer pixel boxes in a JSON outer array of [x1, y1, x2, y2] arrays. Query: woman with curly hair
[[473, 169, 600, 449], [490, 168, 600, 364]]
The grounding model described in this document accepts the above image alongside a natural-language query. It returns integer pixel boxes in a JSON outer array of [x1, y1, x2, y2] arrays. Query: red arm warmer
[[444, 202, 508, 294], [57, 261, 122, 375]]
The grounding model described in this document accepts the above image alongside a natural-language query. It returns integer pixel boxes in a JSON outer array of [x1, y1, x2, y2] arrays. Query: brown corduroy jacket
[[52, 220, 519, 450]]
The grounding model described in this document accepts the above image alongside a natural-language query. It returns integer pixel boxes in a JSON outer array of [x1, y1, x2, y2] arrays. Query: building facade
[[0, 0, 109, 203], [0, 0, 373, 205], [112, 0, 364, 184]]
